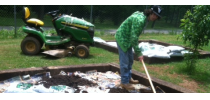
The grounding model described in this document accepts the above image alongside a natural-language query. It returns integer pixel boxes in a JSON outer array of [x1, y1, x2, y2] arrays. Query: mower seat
[[22, 7, 44, 27]]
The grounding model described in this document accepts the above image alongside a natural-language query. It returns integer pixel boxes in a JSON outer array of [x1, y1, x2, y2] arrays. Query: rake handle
[[141, 59, 156, 93]]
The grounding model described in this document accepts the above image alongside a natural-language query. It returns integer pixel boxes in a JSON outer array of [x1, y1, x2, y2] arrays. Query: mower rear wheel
[[75, 45, 89, 58], [21, 36, 41, 55]]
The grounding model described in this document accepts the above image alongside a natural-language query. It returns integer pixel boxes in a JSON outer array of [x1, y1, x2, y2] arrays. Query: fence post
[[90, 5, 93, 23], [14, 5, 17, 38]]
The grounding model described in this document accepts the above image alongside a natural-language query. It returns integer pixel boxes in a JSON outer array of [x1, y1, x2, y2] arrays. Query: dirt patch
[[38, 74, 129, 93], [38, 75, 98, 89], [144, 65, 169, 76], [58, 58, 66, 63], [178, 79, 201, 92]]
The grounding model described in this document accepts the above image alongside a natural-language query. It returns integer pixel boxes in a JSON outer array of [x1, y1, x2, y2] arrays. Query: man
[[115, 5, 162, 90]]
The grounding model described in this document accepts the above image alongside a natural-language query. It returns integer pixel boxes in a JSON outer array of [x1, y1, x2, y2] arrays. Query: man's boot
[[129, 78, 139, 84], [120, 83, 135, 90]]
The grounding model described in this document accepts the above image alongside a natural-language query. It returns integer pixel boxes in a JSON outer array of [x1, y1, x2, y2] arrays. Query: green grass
[[1, 29, 210, 93], [0, 39, 118, 70]]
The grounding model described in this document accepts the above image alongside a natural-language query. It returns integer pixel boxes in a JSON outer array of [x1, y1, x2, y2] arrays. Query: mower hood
[[61, 15, 94, 30]]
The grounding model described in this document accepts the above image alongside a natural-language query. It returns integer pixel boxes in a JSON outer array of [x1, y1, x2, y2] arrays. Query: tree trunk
[[165, 5, 169, 23], [170, 7, 176, 24], [38, 5, 45, 20], [175, 8, 180, 27], [65, 5, 71, 15], [151, 21, 156, 28]]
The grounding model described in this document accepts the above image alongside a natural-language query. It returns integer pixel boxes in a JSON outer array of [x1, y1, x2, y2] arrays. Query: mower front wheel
[[21, 36, 41, 55], [75, 45, 89, 58]]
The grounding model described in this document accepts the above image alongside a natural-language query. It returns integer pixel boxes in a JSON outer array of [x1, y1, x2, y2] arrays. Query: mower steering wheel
[[46, 10, 59, 18]]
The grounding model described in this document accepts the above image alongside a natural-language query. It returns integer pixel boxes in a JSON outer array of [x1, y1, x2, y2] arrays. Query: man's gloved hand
[[138, 56, 144, 62]]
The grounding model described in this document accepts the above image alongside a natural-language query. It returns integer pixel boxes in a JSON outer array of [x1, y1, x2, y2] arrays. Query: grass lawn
[[0, 28, 210, 93]]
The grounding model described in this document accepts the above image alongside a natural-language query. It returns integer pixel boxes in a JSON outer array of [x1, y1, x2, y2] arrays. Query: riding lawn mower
[[20, 7, 95, 58]]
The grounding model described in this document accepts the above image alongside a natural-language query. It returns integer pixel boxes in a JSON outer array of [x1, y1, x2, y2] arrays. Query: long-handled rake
[[141, 59, 156, 93]]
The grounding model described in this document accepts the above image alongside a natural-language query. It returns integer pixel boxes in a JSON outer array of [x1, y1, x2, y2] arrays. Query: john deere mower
[[20, 7, 95, 58]]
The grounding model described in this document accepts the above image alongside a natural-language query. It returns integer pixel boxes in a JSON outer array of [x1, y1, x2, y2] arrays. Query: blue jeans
[[117, 42, 134, 84]]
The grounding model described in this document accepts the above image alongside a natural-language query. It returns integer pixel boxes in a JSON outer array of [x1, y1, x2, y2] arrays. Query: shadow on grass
[[19, 52, 46, 57], [41, 53, 96, 60], [41, 55, 61, 60]]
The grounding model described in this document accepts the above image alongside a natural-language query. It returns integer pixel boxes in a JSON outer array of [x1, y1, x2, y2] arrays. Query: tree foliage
[[180, 5, 210, 74], [180, 5, 210, 49]]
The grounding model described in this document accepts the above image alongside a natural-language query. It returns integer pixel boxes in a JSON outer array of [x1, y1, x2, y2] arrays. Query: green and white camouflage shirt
[[115, 11, 147, 57]]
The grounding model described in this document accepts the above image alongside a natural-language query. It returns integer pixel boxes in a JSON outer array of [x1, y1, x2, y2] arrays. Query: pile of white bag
[[139, 42, 192, 59], [93, 37, 192, 59]]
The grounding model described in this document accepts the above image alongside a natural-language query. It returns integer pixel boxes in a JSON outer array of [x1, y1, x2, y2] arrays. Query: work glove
[[138, 56, 144, 62]]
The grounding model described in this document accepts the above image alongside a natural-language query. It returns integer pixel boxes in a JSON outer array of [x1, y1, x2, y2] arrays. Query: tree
[[180, 5, 210, 74]]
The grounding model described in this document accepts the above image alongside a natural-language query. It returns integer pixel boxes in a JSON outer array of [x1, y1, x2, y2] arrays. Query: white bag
[[166, 46, 185, 52]]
